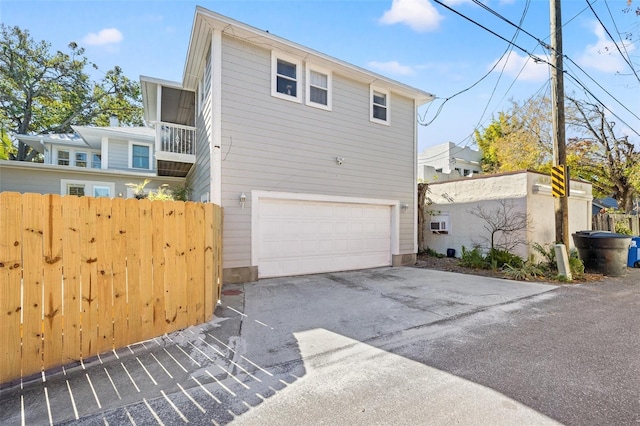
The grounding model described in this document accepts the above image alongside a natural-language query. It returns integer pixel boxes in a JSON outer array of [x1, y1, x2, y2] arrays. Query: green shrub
[[615, 222, 633, 235], [459, 246, 488, 269], [569, 250, 585, 277], [425, 247, 445, 258], [503, 257, 545, 281], [488, 249, 523, 269]]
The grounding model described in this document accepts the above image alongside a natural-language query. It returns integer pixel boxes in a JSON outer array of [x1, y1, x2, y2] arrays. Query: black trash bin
[[572, 231, 632, 276]]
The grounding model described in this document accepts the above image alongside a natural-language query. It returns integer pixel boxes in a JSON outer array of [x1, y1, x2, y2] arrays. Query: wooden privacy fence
[[593, 213, 640, 235], [0, 192, 223, 384]]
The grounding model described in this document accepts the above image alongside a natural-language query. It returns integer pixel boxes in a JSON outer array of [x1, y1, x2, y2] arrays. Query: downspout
[[413, 99, 418, 254]]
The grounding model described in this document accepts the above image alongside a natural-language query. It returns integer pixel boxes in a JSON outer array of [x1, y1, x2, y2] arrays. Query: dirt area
[[413, 252, 606, 283]]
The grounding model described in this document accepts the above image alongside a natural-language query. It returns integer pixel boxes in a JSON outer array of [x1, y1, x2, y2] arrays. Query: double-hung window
[[306, 65, 332, 110], [130, 143, 151, 170], [75, 152, 88, 167], [271, 52, 301, 103], [91, 153, 102, 169], [57, 150, 70, 166], [370, 86, 390, 125], [61, 179, 114, 198]]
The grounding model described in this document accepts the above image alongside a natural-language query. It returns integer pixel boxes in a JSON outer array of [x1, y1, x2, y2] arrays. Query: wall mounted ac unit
[[430, 220, 449, 234]]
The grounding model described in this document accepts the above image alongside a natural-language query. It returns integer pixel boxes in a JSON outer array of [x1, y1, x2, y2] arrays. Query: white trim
[[370, 86, 390, 126], [305, 64, 332, 111], [60, 179, 115, 198], [250, 190, 400, 268], [271, 51, 302, 103], [128, 141, 153, 170], [54, 147, 101, 168], [101, 136, 109, 169], [211, 29, 222, 205]]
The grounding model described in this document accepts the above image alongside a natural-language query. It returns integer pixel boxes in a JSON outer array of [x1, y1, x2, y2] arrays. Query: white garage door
[[258, 199, 392, 278]]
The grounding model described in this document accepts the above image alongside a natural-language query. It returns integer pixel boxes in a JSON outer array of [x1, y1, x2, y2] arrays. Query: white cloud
[[368, 60, 416, 76], [490, 51, 549, 82], [380, 0, 443, 32], [82, 28, 123, 46], [576, 21, 635, 73]]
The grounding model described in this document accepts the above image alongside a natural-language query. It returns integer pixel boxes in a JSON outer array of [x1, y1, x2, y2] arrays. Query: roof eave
[[183, 6, 435, 102]]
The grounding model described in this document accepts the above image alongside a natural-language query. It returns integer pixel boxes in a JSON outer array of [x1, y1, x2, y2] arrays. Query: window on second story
[[272, 52, 301, 103], [57, 150, 70, 166], [92, 153, 102, 169], [75, 152, 87, 168], [131, 143, 151, 170], [306, 66, 332, 110], [370, 87, 390, 125]]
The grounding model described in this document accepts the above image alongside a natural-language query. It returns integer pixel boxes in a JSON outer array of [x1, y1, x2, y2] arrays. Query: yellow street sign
[[551, 165, 566, 198]]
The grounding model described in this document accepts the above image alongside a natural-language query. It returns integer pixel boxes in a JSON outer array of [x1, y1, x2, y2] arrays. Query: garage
[[254, 196, 393, 278]]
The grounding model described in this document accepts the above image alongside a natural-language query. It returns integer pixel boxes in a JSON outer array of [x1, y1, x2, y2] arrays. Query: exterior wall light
[[401, 203, 409, 213], [240, 192, 247, 208]]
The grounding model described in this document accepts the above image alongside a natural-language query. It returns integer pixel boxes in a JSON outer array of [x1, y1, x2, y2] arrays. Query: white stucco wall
[[424, 171, 592, 260]]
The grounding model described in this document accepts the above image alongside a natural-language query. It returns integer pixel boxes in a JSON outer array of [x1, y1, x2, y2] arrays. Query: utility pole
[[550, 0, 569, 247]]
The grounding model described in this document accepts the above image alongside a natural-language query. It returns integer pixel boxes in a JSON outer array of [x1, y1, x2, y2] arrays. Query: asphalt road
[[1, 267, 638, 425]]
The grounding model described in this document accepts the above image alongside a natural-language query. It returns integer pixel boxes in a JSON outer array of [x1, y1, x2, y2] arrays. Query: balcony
[[155, 122, 196, 177]]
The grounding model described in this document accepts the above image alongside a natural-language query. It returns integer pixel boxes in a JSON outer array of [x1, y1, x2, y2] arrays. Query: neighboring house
[[592, 197, 619, 215], [1, 123, 185, 198], [140, 7, 434, 283], [417, 141, 482, 182], [424, 171, 593, 260]]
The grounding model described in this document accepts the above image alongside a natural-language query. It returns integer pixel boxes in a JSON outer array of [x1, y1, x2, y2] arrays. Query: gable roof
[[181, 7, 434, 104]]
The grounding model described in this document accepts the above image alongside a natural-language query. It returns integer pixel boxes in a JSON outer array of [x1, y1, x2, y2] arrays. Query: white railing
[[155, 122, 196, 156]]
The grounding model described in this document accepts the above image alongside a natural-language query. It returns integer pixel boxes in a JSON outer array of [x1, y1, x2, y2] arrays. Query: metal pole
[[550, 0, 569, 247]]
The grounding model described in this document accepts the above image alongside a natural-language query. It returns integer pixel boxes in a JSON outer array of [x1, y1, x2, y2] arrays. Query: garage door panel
[[258, 199, 392, 278]]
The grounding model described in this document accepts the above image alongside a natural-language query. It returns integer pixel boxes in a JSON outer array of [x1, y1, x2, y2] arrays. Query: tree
[[474, 96, 554, 173], [0, 127, 13, 160], [0, 24, 143, 161], [468, 199, 531, 265], [474, 92, 640, 212], [566, 96, 640, 212]]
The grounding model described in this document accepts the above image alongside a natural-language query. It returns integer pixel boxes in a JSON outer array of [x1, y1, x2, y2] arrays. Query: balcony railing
[[155, 122, 196, 156]]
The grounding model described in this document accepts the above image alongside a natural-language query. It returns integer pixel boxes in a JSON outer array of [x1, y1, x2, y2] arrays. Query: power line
[[430, 0, 640, 138], [587, 0, 640, 83]]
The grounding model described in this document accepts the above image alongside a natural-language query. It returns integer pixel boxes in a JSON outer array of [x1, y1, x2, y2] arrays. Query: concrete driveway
[[3, 266, 637, 425]]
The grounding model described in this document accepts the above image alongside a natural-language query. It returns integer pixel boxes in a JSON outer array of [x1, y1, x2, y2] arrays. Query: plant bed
[[414, 252, 604, 283]]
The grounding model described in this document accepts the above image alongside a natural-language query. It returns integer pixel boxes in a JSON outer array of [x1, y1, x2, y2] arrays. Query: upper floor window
[[271, 52, 301, 103], [75, 152, 87, 168], [306, 65, 332, 110], [56, 148, 100, 167], [130, 143, 151, 170], [57, 150, 70, 166], [370, 87, 390, 125], [92, 153, 102, 169]]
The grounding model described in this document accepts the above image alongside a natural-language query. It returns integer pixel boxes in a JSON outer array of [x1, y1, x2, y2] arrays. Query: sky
[[1, 0, 639, 154]]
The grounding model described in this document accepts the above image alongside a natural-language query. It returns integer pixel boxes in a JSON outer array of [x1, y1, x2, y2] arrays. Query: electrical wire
[[589, 0, 640, 83], [429, 0, 640, 138]]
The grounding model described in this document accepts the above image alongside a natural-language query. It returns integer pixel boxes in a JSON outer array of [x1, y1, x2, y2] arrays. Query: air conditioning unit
[[430, 220, 449, 234]]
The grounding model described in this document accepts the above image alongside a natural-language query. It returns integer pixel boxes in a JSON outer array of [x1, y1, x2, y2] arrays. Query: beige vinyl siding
[[219, 36, 417, 268], [188, 46, 213, 201]]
